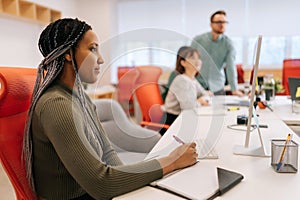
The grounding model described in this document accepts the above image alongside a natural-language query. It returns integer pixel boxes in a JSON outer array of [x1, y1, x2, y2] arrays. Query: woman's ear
[[180, 59, 186, 67], [65, 53, 72, 62]]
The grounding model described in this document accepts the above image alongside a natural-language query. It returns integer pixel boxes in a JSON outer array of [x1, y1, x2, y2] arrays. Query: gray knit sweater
[[32, 81, 162, 200]]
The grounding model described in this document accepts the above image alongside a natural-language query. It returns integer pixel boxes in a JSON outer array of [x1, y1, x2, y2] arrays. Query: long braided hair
[[23, 18, 93, 191]]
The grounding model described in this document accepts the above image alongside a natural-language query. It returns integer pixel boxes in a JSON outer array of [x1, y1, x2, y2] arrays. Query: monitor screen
[[233, 35, 269, 157], [245, 35, 262, 148]]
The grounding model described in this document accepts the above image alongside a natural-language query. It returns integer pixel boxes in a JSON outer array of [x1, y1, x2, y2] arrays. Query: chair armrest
[[140, 121, 170, 129], [94, 99, 161, 153]]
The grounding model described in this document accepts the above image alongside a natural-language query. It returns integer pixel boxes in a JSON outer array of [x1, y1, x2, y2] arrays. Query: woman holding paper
[[23, 18, 198, 200]]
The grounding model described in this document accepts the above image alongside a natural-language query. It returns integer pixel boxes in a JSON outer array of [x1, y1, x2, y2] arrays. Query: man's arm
[[225, 40, 241, 96]]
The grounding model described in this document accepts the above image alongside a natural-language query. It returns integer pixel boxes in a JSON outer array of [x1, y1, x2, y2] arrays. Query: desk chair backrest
[[282, 59, 300, 95], [236, 64, 245, 84], [134, 66, 169, 130], [0, 67, 36, 200], [117, 66, 138, 102], [117, 66, 139, 115]]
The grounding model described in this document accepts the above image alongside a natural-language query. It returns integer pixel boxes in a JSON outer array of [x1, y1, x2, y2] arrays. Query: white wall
[[0, 0, 79, 68], [76, 0, 119, 85], [0, 0, 118, 85], [0, 17, 44, 68]]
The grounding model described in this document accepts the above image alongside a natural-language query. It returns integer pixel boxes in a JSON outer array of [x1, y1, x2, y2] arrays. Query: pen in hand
[[173, 135, 185, 144]]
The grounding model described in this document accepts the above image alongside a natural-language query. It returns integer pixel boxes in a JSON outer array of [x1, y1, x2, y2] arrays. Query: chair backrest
[[282, 59, 300, 95], [117, 66, 139, 115], [0, 67, 36, 200], [117, 66, 139, 102], [236, 64, 245, 84], [134, 66, 163, 123]]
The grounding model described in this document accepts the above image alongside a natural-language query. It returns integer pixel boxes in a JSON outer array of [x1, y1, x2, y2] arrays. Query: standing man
[[191, 10, 243, 96]]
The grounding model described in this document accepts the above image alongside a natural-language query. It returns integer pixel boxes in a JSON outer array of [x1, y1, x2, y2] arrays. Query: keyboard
[[195, 138, 219, 159]]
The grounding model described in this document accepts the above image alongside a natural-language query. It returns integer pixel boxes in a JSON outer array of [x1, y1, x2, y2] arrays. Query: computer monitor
[[288, 77, 300, 101], [289, 77, 300, 113], [233, 35, 270, 157]]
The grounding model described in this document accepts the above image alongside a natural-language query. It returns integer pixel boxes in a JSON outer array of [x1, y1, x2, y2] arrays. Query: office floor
[[0, 164, 15, 200]]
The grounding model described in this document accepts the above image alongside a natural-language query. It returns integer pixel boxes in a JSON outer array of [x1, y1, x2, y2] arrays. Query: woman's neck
[[58, 63, 77, 90], [183, 70, 196, 80]]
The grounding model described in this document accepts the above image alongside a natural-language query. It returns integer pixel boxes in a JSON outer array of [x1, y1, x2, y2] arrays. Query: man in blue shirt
[[191, 10, 243, 96]]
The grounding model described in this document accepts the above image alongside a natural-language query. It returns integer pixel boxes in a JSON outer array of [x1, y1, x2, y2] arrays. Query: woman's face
[[75, 30, 104, 83], [184, 51, 202, 72]]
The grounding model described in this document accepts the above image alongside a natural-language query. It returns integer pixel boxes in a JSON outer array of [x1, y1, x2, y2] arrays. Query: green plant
[[275, 80, 285, 93]]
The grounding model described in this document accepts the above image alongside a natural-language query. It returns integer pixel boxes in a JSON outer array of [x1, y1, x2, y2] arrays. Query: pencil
[[276, 133, 291, 171]]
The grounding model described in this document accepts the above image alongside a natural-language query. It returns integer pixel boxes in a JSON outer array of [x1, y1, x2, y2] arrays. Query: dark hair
[[210, 10, 226, 22], [38, 18, 91, 68], [175, 46, 200, 76], [23, 18, 92, 192]]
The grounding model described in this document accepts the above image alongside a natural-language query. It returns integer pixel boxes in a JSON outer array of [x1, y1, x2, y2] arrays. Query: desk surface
[[271, 96, 300, 125], [114, 96, 300, 200]]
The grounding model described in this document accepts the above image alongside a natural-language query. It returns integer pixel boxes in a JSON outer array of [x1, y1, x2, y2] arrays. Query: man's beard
[[213, 29, 224, 35]]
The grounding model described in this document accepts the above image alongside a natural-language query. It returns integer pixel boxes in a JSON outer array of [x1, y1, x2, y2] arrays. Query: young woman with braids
[[23, 18, 197, 200]]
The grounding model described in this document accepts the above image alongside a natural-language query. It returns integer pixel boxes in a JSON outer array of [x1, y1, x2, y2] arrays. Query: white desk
[[270, 96, 300, 125], [114, 96, 300, 200]]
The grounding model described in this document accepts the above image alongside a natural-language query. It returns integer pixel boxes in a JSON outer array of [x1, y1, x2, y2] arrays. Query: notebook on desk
[[144, 138, 219, 161], [151, 165, 244, 200], [152, 164, 219, 200]]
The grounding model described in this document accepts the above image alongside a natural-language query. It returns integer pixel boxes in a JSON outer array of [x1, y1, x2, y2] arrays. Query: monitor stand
[[233, 145, 269, 157], [233, 125, 270, 157]]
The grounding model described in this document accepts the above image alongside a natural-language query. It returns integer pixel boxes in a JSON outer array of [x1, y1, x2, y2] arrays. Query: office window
[[261, 37, 286, 66], [247, 36, 286, 67], [151, 40, 187, 69], [115, 0, 300, 83], [110, 42, 151, 83], [291, 36, 300, 59], [231, 37, 243, 64]]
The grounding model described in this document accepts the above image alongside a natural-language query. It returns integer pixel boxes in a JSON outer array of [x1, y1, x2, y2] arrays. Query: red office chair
[[0, 67, 36, 200], [280, 59, 300, 95], [236, 64, 245, 84], [117, 66, 138, 116], [134, 66, 169, 131], [224, 64, 245, 95]]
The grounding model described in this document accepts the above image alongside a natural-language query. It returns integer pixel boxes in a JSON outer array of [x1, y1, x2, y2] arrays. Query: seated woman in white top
[[160, 46, 211, 134]]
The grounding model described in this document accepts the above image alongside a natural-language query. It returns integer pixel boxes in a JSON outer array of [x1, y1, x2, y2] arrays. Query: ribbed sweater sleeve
[[34, 85, 163, 200]]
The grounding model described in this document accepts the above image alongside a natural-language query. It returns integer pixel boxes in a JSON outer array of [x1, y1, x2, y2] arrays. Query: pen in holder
[[271, 138, 298, 173]]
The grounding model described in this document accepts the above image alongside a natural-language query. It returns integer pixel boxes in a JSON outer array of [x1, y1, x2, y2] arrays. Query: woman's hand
[[158, 142, 198, 175], [197, 97, 210, 106], [207, 90, 214, 96]]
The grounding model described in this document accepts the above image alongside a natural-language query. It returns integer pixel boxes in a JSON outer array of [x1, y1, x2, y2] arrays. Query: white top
[[164, 74, 208, 115]]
